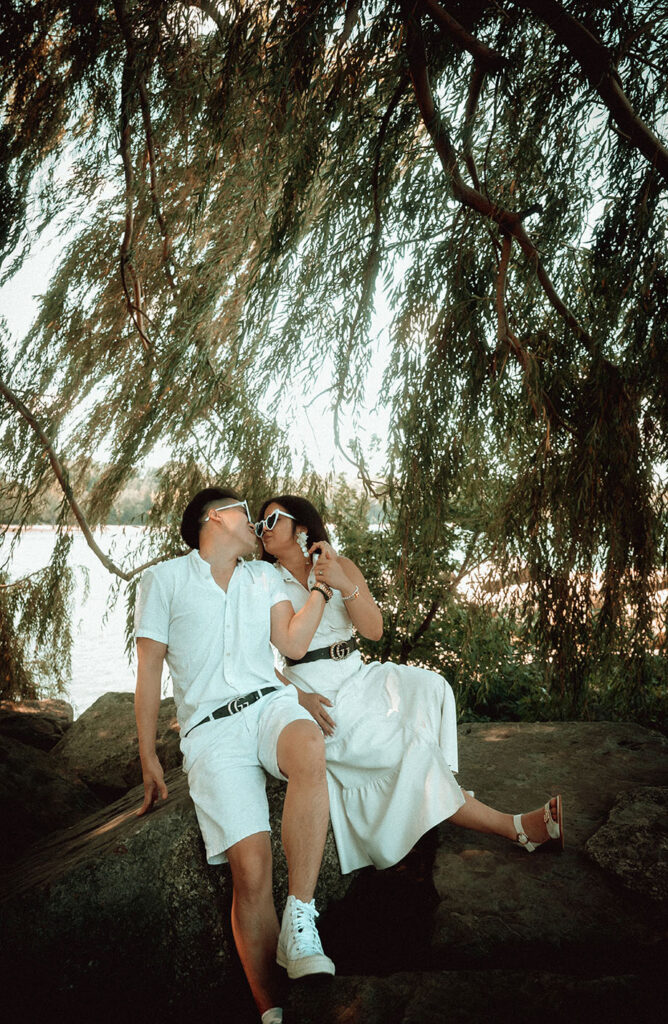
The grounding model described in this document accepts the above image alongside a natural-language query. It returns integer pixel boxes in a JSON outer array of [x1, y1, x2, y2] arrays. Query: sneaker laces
[[289, 899, 324, 954]]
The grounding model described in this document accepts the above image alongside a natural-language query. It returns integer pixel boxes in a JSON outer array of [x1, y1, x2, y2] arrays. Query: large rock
[[585, 785, 668, 902], [0, 697, 73, 750], [0, 733, 101, 864], [431, 723, 668, 965], [0, 768, 352, 1023], [2, 720, 665, 1023], [52, 691, 181, 799]]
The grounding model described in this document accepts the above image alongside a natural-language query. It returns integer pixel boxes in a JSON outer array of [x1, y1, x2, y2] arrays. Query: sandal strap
[[543, 799, 561, 841], [513, 813, 538, 853]]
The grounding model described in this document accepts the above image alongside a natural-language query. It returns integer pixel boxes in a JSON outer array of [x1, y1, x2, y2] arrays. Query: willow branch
[[117, 47, 151, 356], [463, 63, 485, 190], [406, 540, 484, 651], [344, 73, 409, 354], [421, 0, 506, 72], [0, 376, 175, 582], [514, 0, 668, 185], [137, 75, 177, 291], [402, 3, 594, 353], [496, 233, 512, 341], [332, 77, 410, 488], [0, 567, 46, 590]]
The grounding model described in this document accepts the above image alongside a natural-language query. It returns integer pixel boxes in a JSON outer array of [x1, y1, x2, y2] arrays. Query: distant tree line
[[1, 465, 159, 526]]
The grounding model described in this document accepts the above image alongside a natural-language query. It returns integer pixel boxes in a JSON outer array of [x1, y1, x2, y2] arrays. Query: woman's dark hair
[[256, 495, 329, 563]]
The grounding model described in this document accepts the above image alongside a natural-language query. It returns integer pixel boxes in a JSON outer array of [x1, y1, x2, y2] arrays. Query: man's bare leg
[[227, 832, 284, 1016], [276, 719, 329, 899]]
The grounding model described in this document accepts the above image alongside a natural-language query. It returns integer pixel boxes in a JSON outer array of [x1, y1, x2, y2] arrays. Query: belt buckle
[[329, 641, 349, 661], [229, 696, 251, 715]]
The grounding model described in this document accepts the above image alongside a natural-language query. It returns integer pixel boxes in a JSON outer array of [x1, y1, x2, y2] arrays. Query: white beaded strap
[[342, 585, 360, 601]]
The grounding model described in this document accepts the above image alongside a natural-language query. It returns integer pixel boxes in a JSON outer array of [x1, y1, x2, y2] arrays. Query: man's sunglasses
[[203, 500, 252, 523], [254, 509, 296, 537]]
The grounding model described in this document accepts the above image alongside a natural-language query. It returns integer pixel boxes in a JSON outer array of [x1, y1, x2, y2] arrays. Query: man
[[134, 487, 336, 1024]]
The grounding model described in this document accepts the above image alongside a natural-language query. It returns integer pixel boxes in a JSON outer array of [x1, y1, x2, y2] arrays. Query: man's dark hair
[[256, 495, 330, 563], [180, 487, 242, 549]]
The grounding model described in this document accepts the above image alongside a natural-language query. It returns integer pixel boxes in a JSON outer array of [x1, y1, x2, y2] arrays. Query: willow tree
[[1, 1, 666, 717]]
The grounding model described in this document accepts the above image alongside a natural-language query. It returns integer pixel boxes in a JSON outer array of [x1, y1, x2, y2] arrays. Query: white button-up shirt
[[134, 550, 289, 734]]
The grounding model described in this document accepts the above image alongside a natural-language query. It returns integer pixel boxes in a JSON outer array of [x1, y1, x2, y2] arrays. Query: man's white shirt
[[134, 550, 289, 734]]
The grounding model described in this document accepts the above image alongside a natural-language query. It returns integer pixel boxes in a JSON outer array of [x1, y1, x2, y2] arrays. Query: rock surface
[[287, 969, 658, 1024], [0, 733, 101, 864], [0, 697, 73, 750], [585, 784, 668, 902], [429, 721, 668, 968], [52, 691, 181, 799], [0, 767, 351, 1022]]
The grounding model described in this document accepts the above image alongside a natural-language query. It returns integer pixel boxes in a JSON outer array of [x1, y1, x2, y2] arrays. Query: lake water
[[1, 526, 157, 718]]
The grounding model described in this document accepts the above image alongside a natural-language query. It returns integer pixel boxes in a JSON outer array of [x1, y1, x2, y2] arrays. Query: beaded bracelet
[[342, 585, 360, 602], [312, 583, 333, 602]]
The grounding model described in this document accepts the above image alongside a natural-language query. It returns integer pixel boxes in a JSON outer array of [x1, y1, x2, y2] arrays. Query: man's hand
[[137, 753, 168, 816], [298, 690, 336, 737]]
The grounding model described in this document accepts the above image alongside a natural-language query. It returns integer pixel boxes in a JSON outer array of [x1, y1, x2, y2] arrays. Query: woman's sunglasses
[[255, 509, 296, 537]]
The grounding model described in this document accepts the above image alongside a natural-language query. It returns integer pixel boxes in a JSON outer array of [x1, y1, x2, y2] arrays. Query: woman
[[256, 495, 563, 875]]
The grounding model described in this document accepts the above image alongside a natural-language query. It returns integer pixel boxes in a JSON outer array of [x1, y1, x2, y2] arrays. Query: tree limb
[[339, 0, 363, 46], [186, 0, 228, 35], [0, 375, 175, 581], [513, 0, 668, 185], [402, 1, 595, 352], [420, 0, 506, 72]]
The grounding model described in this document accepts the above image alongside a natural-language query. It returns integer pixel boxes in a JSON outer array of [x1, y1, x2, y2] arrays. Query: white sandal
[[513, 795, 564, 852]]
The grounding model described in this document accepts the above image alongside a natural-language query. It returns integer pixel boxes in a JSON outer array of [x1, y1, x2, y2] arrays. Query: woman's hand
[[297, 688, 336, 736], [309, 540, 337, 561], [310, 543, 355, 594]]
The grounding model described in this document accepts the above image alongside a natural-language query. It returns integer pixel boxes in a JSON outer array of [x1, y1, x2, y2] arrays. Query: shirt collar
[[190, 549, 246, 579]]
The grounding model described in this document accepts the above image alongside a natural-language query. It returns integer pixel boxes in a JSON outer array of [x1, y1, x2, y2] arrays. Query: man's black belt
[[184, 687, 279, 737], [285, 637, 357, 667]]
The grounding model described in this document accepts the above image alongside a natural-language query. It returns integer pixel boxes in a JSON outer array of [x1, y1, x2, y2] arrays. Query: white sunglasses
[[255, 509, 295, 537], [203, 500, 252, 524]]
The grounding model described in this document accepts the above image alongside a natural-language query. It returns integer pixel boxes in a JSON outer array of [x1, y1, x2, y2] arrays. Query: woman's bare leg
[[448, 790, 560, 844]]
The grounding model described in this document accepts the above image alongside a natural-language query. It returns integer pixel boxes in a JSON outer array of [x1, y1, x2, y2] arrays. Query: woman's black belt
[[184, 686, 279, 737], [285, 637, 357, 667]]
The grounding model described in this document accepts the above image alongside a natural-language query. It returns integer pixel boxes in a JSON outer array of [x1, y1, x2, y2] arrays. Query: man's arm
[[135, 636, 169, 816]]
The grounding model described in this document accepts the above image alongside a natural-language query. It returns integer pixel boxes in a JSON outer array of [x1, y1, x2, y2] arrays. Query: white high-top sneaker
[[276, 895, 336, 979]]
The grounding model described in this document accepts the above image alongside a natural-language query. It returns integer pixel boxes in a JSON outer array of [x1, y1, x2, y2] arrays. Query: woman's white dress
[[277, 565, 466, 874]]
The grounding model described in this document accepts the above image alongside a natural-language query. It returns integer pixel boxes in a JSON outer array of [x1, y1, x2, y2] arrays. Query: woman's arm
[[269, 589, 329, 660], [311, 545, 383, 641]]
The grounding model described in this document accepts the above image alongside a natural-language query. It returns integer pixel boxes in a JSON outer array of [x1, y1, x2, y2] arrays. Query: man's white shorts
[[180, 686, 315, 864]]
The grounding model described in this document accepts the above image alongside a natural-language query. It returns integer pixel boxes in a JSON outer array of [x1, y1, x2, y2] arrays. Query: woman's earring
[[296, 531, 309, 559]]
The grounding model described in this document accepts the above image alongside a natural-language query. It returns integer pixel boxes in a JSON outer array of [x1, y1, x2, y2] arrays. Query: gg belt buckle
[[230, 695, 251, 715], [329, 641, 349, 661]]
